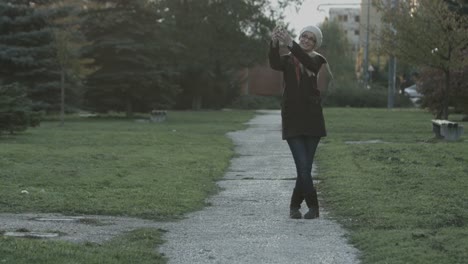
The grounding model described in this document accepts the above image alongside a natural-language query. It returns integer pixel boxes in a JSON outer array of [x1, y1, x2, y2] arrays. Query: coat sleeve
[[288, 42, 325, 74], [268, 41, 285, 71]]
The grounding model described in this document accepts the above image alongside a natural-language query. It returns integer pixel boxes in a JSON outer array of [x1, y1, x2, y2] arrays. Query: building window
[[355, 30, 360, 35], [355, 16, 360, 22], [343, 15, 348, 22]]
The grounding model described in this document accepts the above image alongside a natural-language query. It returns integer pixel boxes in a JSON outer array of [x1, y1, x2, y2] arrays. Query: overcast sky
[[280, 0, 361, 32]]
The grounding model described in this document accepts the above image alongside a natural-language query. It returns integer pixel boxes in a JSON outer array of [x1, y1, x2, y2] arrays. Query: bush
[[229, 82, 414, 109], [418, 67, 468, 118], [0, 83, 41, 135], [229, 95, 281, 109], [323, 82, 413, 108]]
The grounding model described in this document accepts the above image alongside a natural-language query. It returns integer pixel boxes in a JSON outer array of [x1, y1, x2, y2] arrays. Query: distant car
[[403, 84, 422, 105]]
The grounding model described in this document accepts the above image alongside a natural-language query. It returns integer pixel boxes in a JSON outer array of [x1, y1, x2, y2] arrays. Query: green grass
[[0, 110, 254, 220], [2, 108, 468, 263], [0, 228, 165, 264], [0, 110, 253, 263], [317, 108, 468, 264]]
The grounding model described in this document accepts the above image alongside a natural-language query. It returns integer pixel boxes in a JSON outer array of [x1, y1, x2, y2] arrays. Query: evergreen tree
[[81, 0, 178, 116], [163, 0, 295, 109], [0, 1, 63, 112], [47, 0, 92, 125], [0, 83, 40, 135]]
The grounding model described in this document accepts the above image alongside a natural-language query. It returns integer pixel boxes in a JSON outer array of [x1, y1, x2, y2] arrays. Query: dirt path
[[0, 213, 165, 244]]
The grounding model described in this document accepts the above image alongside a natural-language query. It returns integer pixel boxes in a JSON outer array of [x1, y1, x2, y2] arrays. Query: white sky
[[280, 0, 361, 33]]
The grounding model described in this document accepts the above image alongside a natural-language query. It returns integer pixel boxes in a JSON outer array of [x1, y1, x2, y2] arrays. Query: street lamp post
[[388, 56, 396, 108], [387, 0, 399, 109]]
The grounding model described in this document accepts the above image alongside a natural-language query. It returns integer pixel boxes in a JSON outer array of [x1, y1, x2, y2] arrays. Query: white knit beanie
[[300, 25, 323, 49]]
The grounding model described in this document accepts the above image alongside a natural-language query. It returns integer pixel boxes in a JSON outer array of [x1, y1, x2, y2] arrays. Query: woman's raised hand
[[271, 26, 281, 47], [275, 27, 293, 47]]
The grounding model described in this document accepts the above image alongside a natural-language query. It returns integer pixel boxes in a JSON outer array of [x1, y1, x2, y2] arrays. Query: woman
[[269, 25, 332, 219]]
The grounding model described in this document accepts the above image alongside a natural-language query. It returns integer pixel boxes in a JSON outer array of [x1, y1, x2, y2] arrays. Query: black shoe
[[290, 208, 302, 219], [289, 188, 304, 219], [304, 188, 319, 219], [303, 208, 319, 219]]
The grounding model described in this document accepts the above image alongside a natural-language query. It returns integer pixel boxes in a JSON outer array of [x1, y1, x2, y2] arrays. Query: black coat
[[269, 41, 327, 140]]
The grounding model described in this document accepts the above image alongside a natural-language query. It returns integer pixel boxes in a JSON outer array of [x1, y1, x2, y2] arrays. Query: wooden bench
[[432, 119, 464, 141]]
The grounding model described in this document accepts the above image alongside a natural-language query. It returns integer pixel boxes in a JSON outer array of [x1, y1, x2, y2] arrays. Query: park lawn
[[0, 110, 254, 219], [0, 228, 165, 264], [0, 110, 254, 264], [2, 108, 467, 263], [317, 108, 468, 264]]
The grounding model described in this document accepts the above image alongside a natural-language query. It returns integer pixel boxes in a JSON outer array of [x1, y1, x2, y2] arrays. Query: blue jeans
[[286, 136, 321, 194]]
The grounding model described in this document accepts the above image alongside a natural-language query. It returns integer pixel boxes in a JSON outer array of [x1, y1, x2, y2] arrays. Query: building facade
[[329, 8, 361, 55]]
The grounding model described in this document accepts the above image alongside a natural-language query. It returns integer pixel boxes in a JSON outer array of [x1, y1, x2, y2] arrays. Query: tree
[[81, 0, 179, 117], [376, 0, 468, 119], [446, 0, 468, 117], [0, 83, 40, 135], [0, 1, 67, 112], [419, 64, 468, 118], [319, 19, 356, 89], [163, 0, 303, 109], [47, 0, 92, 125]]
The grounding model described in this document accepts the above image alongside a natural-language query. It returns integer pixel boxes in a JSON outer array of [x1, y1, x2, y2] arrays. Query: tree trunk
[[192, 95, 202, 110], [59, 69, 65, 127], [442, 69, 450, 120], [126, 99, 133, 118]]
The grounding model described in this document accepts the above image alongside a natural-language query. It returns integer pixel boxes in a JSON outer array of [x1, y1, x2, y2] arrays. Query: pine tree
[[0, 1, 62, 112], [81, 0, 179, 116], [0, 83, 40, 135], [164, 0, 278, 109], [47, 0, 92, 125]]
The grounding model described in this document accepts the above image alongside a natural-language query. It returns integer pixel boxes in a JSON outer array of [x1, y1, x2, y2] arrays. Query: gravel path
[[159, 110, 360, 264], [0, 110, 360, 263]]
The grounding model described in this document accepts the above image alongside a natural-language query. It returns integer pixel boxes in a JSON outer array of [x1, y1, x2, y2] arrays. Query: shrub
[[230, 82, 414, 110], [229, 95, 281, 109], [418, 67, 468, 118], [0, 83, 41, 135], [323, 82, 413, 108]]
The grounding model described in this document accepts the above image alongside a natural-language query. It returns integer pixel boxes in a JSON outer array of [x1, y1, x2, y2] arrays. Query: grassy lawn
[[0, 229, 165, 264], [2, 108, 467, 263], [0, 110, 254, 264], [317, 108, 468, 264]]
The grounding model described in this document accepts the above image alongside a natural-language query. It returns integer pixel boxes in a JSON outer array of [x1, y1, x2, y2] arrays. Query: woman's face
[[299, 31, 317, 52]]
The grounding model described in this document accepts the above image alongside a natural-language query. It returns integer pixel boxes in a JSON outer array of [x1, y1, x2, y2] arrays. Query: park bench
[[432, 119, 464, 141], [150, 110, 167, 122]]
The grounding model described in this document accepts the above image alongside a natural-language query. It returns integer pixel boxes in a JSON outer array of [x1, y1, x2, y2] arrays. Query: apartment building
[[329, 8, 361, 54]]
